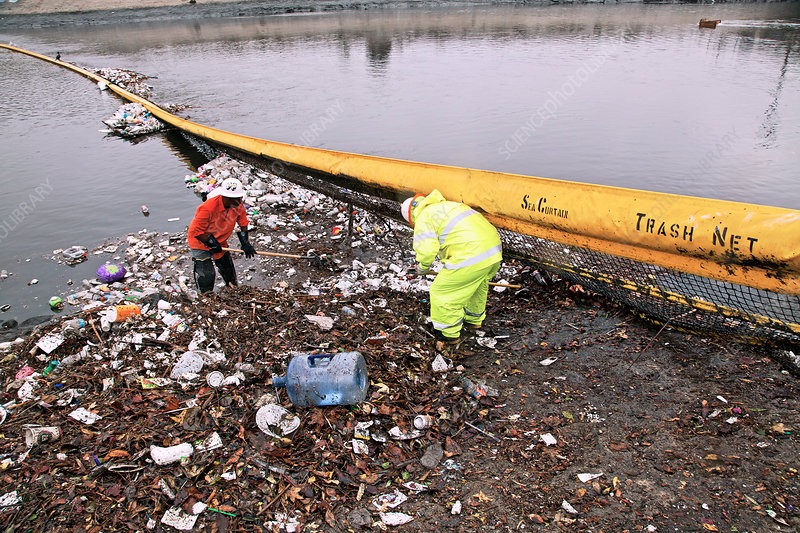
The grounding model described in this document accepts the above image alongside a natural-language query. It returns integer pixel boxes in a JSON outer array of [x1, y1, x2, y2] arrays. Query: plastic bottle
[[42, 360, 59, 376], [302, 197, 317, 213], [460, 377, 499, 398], [262, 194, 282, 205], [62, 318, 86, 331], [460, 377, 486, 399], [272, 352, 368, 407], [124, 292, 143, 303], [61, 348, 91, 366]]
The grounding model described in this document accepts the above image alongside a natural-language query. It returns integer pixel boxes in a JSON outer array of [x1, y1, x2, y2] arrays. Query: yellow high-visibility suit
[[409, 189, 503, 340]]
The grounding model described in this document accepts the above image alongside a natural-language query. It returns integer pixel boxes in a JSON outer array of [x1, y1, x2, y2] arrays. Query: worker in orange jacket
[[187, 177, 256, 293]]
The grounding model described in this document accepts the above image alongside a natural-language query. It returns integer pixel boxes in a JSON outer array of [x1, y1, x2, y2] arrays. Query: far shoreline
[[0, 0, 557, 30], [3, 0, 778, 30]]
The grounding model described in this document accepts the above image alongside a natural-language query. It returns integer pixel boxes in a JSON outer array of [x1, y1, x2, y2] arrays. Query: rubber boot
[[215, 252, 238, 287], [434, 329, 460, 352], [193, 257, 216, 293]]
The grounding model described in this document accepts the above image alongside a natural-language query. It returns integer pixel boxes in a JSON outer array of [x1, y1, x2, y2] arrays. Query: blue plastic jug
[[272, 351, 368, 407]]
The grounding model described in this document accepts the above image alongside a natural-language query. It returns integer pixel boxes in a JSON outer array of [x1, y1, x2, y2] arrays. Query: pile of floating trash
[[92, 68, 186, 138], [58, 245, 87, 266], [90, 67, 154, 98], [102, 102, 165, 138]]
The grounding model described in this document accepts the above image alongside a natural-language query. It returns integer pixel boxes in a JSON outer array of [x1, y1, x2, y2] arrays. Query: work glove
[[415, 263, 431, 276], [237, 230, 256, 259], [205, 235, 223, 254]]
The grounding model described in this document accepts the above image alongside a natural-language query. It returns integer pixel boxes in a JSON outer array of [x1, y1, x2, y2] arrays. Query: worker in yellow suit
[[401, 189, 503, 351]]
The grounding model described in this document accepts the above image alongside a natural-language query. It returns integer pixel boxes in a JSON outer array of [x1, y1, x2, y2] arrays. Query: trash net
[[497, 229, 800, 347], [199, 139, 800, 350]]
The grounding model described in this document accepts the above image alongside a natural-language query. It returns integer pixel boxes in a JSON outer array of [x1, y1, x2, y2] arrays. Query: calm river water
[[0, 2, 798, 324]]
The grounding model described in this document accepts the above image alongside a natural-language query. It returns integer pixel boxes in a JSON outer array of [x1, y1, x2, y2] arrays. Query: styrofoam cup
[[150, 443, 194, 465]]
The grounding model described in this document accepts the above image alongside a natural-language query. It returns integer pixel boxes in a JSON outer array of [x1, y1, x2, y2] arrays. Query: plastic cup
[[206, 371, 224, 388], [106, 304, 141, 322], [413, 415, 435, 430], [24, 425, 62, 447]]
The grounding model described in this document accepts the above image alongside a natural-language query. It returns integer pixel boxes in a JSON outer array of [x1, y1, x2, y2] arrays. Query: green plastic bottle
[[42, 360, 60, 376]]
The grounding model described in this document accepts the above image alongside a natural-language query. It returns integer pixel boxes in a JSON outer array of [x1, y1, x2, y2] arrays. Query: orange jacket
[[187, 195, 249, 260]]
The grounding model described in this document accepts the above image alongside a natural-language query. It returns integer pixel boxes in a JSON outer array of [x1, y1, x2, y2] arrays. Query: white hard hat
[[400, 194, 424, 226], [218, 177, 245, 198], [400, 197, 414, 225]]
